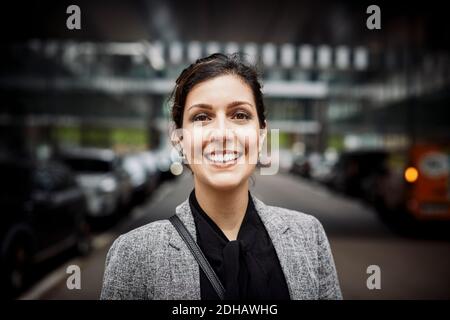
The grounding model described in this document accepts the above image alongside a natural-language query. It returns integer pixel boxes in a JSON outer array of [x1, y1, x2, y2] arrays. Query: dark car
[[327, 150, 388, 200], [120, 153, 149, 204], [0, 158, 91, 297], [120, 152, 162, 205], [290, 155, 312, 178], [60, 148, 133, 219]]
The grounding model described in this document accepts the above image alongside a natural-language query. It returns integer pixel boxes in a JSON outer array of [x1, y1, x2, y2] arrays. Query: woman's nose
[[213, 113, 228, 131], [209, 115, 234, 144]]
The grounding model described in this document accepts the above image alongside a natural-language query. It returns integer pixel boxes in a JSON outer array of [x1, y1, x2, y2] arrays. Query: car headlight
[[98, 177, 117, 193]]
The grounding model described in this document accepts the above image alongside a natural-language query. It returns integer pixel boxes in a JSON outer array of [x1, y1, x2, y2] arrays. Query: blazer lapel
[[162, 200, 201, 300], [252, 195, 319, 300]]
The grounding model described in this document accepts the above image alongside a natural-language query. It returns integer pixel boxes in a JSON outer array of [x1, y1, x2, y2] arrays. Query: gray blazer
[[100, 194, 343, 300]]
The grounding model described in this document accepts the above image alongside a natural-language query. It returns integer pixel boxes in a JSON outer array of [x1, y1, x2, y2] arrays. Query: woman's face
[[181, 74, 266, 191]]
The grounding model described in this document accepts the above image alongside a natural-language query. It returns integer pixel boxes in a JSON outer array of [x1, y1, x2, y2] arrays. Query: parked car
[[290, 155, 311, 178], [121, 153, 150, 204], [60, 148, 132, 218], [326, 150, 388, 199], [276, 149, 295, 172], [310, 157, 336, 185], [136, 151, 161, 193], [0, 157, 91, 296]]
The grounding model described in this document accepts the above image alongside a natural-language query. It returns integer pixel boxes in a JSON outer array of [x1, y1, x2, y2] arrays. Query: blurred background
[[1, 0, 449, 299]]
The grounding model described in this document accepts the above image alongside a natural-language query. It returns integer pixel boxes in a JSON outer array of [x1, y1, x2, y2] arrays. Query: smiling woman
[[178, 73, 264, 196], [100, 53, 343, 300]]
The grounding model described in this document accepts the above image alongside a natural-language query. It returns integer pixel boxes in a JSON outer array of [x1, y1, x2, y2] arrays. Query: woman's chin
[[203, 172, 248, 191]]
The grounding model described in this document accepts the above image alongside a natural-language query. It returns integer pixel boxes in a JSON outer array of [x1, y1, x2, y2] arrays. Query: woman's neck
[[194, 180, 249, 241]]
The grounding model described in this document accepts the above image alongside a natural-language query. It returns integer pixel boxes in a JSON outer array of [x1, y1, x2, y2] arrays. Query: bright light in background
[[299, 45, 314, 69], [324, 148, 338, 163], [336, 46, 350, 70], [169, 41, 183, 65], [291, 141, 305, 157], [243, 43, 258, 65], [404, 167, 419, 183], [146, 41, 165, 70], [206, 42, 220, 55], [354, 46, 369, 70], [318, 45, 332, 69], [262, 43, 276, 67], [344, 135, 361, 150], [187, 41, 202, 62], [281, 44, 295, 68], [225, 42, 239, 55]]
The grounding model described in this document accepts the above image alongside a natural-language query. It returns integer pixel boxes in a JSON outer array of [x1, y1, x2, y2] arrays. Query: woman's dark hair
[[169, 53, 266, 129]]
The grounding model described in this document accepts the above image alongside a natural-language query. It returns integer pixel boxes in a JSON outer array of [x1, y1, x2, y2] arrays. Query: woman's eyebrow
[[187, 103, 213, 111], [227, 101, 254, 109], [187, 101, 253, 111]]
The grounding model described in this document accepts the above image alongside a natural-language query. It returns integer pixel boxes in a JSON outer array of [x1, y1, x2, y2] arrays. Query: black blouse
[[189, 189, 291, 300]]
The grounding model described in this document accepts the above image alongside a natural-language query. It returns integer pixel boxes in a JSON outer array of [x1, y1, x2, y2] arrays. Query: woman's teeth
[[205, 152, 241, 163]]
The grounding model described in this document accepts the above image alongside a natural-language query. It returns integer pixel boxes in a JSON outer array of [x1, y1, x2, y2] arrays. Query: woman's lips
[[203, 151, 243, 167]]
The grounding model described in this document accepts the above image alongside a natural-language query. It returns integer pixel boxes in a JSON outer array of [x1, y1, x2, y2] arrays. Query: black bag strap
[[169, 215, 225, 300]]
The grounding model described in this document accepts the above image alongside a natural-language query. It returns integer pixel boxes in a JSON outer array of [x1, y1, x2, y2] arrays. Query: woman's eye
[[233, 111, 251, 120], [192, 113, 210, 122]]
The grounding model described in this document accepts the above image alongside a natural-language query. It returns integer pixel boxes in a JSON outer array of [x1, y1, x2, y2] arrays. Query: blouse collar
[[188, 188, 258, 243], [173, 191, 290, 247]]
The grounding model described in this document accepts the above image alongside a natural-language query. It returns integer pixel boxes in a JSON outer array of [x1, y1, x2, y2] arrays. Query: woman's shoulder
[[252, 195, 321, 226], [108, 219, 171, 255], [256, 195, 321, 225], [262, 203, 327, 239], [101, 220, 171, 299]]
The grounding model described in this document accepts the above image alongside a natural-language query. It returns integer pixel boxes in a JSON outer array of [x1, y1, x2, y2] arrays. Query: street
[[20, 172, 450, 300]]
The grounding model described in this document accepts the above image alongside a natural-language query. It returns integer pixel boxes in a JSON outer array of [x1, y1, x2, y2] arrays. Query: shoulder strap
[[169, 215, 225, 300]]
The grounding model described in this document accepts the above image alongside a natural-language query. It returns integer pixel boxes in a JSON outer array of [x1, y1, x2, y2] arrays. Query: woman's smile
[[203, 150, 244, 168]]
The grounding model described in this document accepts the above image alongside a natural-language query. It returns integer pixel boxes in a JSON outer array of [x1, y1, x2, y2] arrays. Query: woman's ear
[[259, 125, 268, 152], [170, 125, 183, 145], [169, 126, 185, 159]]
